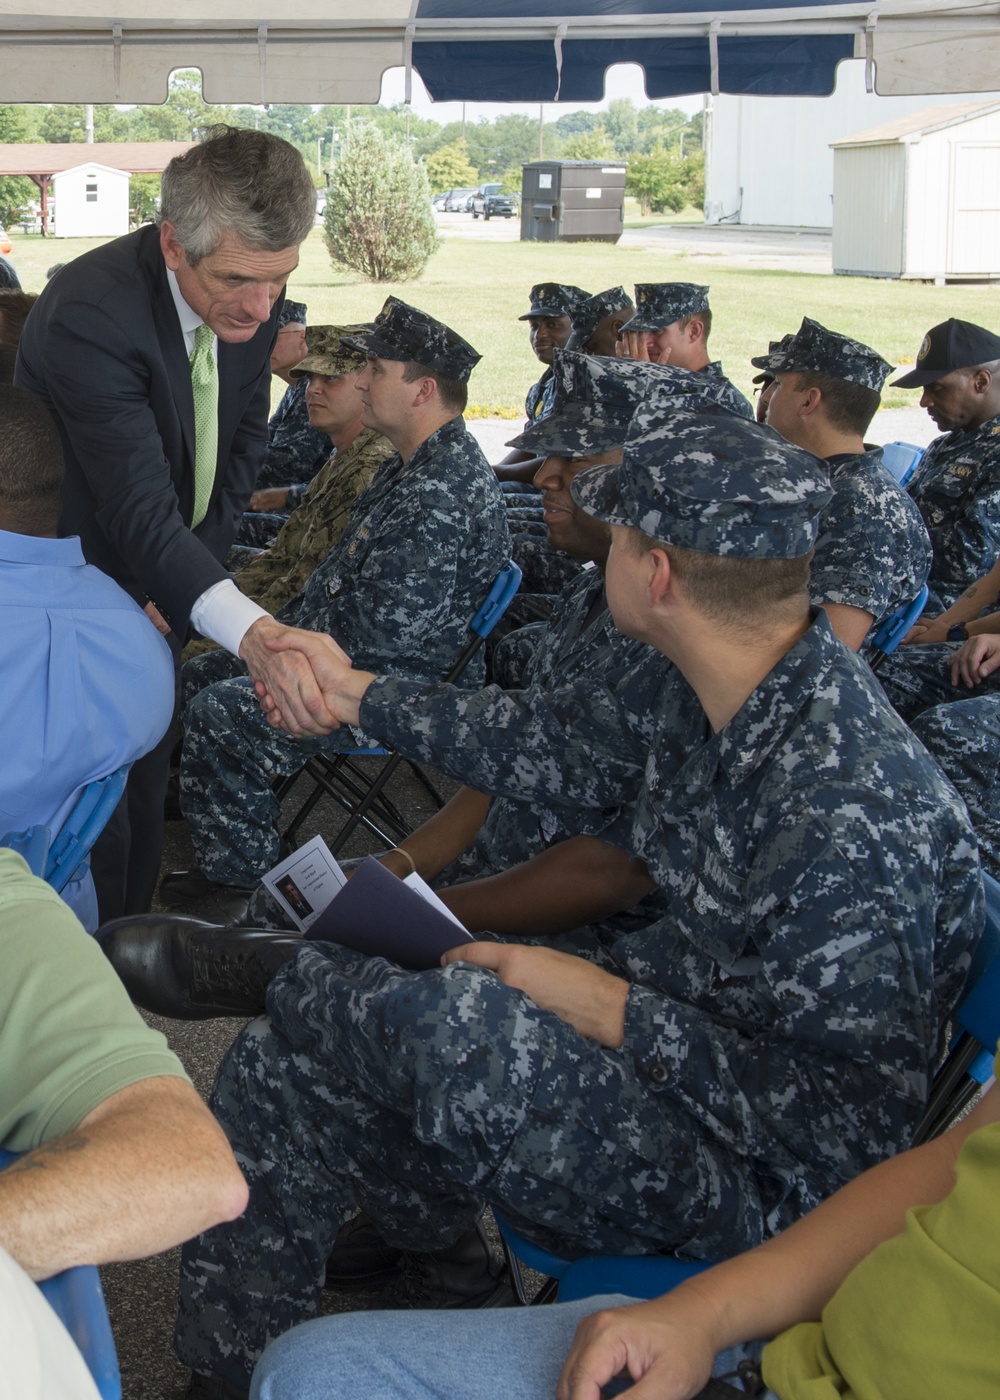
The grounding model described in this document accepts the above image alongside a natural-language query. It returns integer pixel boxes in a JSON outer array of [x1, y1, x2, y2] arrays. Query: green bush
[[323, 124, 441, 283]]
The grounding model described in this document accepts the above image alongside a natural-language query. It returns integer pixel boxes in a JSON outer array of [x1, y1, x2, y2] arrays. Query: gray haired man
[[16, 125, 339, 919]]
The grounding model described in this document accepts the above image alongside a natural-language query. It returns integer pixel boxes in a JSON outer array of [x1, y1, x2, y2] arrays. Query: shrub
[[324, 124, 441, 282]]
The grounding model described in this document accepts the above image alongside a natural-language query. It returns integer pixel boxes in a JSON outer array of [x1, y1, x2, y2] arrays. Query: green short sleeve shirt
[[0, 849, 188, 1153]]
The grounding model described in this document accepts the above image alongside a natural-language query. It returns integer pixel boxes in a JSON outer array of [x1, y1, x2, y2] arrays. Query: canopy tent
[[0, 2, 999, 107]]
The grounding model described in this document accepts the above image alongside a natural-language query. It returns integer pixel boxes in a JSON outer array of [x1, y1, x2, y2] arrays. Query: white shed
[[51, 161, 130, 238], [831, 101, 1000, 281]]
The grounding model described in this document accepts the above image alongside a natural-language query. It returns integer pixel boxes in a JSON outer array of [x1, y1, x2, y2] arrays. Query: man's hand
[[951, 634, 1000, 689], [143, 600, 171, 637], [248, 487, 290, 513], [257, 629, 376, 732], [617, 331, 671, 366], [239, 617, 349, 737], [557, 1295, 719, 1400], [440, 942, 629, 1047]]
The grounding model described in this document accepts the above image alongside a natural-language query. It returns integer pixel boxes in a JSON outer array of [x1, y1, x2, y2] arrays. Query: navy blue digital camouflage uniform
[[174, 410, 982, 1392], [178, 415, 509, 889], [906, 415, 1000, 611], [877, 642, 1000, 879], [817, 448, 930, 639]]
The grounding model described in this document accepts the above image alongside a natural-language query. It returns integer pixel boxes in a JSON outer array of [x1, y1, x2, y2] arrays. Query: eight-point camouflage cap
[[751, 334, 793, 386], [566, 286, 635, 351], [518, 282, 591, 321], [278, 299, 308, 329], [621, 282, 710, 334], [572, 409, 832, 558], [341, 297, 482, 381], [288, 324, 371, 380], [508, 352, 750, 457], [892, 318, 1000, 388], [750, 317, 893, 391]]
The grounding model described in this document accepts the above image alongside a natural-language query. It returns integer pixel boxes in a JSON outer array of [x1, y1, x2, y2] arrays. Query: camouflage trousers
[[179, 653, 365, 887], [878, 645, 1000, 878], [235, 510, 287, 551], [175, 942, 773, 1388], [911, 698, 1000, 882]]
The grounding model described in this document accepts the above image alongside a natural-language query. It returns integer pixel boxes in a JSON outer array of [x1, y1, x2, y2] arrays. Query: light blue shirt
[[0, 529, 174, 908]]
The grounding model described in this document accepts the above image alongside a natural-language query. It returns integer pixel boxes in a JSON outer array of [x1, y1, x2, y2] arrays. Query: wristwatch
[[947, 624, 970, 642]]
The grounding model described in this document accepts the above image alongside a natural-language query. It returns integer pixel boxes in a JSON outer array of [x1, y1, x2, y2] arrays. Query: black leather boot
[[379, 1221, 513, 1310], [98, 914, 301, 1019]]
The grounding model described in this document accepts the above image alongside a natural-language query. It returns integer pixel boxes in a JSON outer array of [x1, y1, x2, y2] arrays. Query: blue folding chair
[[0, 1148, 121, 1399], [866, 582, 930, 674], [913, 870, 1000, 1145], [0, 766, 130, 930], [880, 441, 924, 488], [277, 561, 523, 855], [494, 1211, 715, 1307]]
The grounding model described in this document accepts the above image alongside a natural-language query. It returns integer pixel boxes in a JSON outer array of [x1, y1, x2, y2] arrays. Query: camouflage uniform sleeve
[[359, 669, 654, 809], [255, 379, 331, 493], [619, 790, 982, 1163], [811, 465, 931, 626]]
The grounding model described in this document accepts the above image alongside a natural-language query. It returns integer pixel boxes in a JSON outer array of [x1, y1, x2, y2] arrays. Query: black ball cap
[[893, 318, 1000, 388]]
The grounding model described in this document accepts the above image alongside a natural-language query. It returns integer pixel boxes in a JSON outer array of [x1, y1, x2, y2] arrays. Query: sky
[[377, 62, 704, 125]]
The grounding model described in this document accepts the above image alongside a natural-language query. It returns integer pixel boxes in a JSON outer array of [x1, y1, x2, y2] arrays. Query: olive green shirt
[[0, 849, 186, 1153]]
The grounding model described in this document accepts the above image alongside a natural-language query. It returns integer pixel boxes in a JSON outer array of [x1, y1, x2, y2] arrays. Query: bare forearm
[[380, 788, 492, 884], [494, 454, 543, 483], [0, 1079, 247, 1280], [649, 1088, 994, 1353], [439, 835, 655, 936]]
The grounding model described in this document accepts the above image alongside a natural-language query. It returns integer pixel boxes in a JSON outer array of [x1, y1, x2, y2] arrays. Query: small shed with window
[[51, 162, 129, 237]]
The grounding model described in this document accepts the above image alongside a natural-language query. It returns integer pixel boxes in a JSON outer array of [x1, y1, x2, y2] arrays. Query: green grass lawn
[[12, 226, 1000, 415]]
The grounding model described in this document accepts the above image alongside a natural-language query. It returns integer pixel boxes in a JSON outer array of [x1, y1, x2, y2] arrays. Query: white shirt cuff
[[189, 580, 269, 657]]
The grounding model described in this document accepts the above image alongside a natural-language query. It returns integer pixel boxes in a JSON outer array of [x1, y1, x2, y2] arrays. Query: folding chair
[[0, 765, 130, 930], [277, 561, 523, 856], [494, 1211, 714, 1307], [913, 870, 1000, 1145], [0, 1148, 122, 1400], [880, 441, 924, 488], [866, 582, 930, 674]]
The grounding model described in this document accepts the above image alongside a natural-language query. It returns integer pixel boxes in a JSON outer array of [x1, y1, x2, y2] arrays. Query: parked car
[[470, 183, 503, 218], [0, 225, 12, 256], [444, 188, 477, 212], [431, 190, 453, 211], [478, 191, 519, 220]]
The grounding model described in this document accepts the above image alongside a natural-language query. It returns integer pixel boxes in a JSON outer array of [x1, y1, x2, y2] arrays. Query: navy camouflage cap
[[892, 318, 1000, 388], [750, 317, 893, 392], [518, 282, 591, 321], [572, 409, 832, 559], [751, 335, 792, 386], [566, 286, 635, 351], [508, 352, 749, 457], [341, 297, 481, 382], [621, 282, 710, 334], [288, 324, 370, 380], [278, 299, 308, 329]]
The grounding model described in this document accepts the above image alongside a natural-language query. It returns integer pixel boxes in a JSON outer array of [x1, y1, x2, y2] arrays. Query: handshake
[[238, 616, 377, 738]]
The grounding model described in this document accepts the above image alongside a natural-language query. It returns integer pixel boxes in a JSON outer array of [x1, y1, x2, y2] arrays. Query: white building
[[831, 101, 1000, 281], [705, 59, 1000, 230], [52, 162, 130, 238]]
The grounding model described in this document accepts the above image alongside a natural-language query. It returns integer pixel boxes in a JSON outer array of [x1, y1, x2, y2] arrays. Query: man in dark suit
[[15, 127, 341, 917]]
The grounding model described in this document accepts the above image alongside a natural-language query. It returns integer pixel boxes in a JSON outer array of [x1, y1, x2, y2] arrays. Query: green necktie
[[189, 322, 219, 529]]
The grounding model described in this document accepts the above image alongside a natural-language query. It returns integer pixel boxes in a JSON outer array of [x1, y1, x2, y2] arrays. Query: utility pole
[[461, 102, 467, 142], [538, 103, 544, 159], [85, 103, 94, 142]]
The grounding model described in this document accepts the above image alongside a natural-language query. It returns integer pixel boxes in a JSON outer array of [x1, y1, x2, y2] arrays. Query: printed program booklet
[[262, 837, 473, 970]]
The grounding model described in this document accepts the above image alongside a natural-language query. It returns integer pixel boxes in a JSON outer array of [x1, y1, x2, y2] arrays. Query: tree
[[626, 143, 703, 216], [602, 98, 640, 156], [0, 104, 37, 227], [323, 123, 440, 283], [130, 173, 161, 226], [424, 140, 478, 194], [561, 126, 616, 161]]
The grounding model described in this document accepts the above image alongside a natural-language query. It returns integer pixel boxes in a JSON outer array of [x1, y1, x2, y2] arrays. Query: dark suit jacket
[[16, 225, 278, 631]]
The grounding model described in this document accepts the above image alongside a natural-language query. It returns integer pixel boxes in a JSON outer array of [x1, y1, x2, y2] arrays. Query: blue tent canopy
[[0, 2, 996, 106]]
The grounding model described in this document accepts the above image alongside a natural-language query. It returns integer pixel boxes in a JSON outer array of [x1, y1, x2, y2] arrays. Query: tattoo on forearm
[[5, 1133, 89, 1174]]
